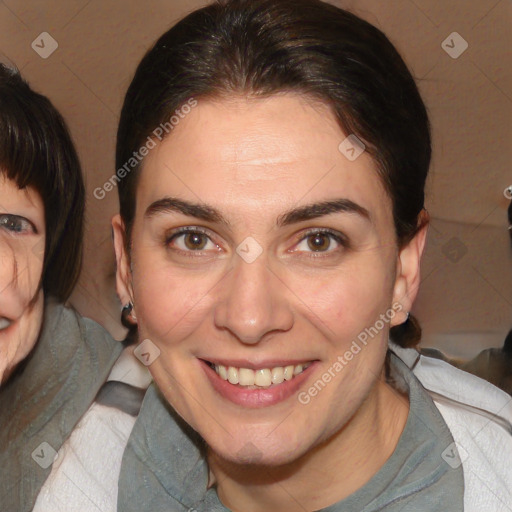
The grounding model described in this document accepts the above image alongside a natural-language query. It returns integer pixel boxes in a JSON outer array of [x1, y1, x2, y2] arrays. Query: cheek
[[292, 252, 396, 338], [131, 258, 222, 344], [26, 248, 44, 294], [17, 289, 44, 344], [0, 238, 44, 308], [0, 288, 44, 384]]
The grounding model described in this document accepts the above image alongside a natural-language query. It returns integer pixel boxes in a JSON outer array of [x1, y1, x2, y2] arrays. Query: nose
[[213, 254, 293, 345]]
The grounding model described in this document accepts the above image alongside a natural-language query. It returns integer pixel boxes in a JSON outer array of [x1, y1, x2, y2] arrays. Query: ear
[[112, 214, 135, 317], [390, 211, 429, 326]]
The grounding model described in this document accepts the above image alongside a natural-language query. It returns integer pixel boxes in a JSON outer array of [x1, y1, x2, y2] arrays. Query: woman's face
[[0, 174, 45, 384], [114, 93, 424, 466]]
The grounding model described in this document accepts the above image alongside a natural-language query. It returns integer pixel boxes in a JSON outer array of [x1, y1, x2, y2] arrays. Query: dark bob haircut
[[0, 64, 85, 301], [116, 0, 431, 346]]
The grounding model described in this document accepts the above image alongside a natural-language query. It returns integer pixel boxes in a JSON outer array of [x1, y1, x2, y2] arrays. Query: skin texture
[[113, 93, 427, 511], [0, 174, 45, 385]]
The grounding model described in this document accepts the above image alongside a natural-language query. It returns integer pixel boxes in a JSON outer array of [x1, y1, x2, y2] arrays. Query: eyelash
[[295, 228, 349, 258], [0, 214, 36, 235], [165, 226, 348, 259]]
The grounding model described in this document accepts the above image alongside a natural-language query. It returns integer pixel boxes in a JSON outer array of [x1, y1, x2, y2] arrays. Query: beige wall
[[1, 0, 510, 357]]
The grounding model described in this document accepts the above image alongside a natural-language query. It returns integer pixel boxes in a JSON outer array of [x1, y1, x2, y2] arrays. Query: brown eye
[[183, 232, 208, 250], [294, 229, 347, 256], [166, 227, 219, 254], [307, 232, 331, 252]]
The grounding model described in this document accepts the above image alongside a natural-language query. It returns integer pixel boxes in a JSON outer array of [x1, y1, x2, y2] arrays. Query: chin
[[209, 427, 309, 468], [219, 447, 302, 468]]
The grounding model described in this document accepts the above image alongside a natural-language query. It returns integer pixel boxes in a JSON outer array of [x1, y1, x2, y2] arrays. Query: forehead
[[0, 173, 44, 214], [135, 93, 392, 228]]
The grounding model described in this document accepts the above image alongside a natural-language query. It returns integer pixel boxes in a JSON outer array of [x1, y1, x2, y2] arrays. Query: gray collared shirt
[[0, 299, 123, 512], [117, 352, 464, 511]]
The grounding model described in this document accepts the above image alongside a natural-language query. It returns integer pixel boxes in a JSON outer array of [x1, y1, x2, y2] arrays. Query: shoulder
[[42, 297, 121, 361], [2, 299, 125, 435], [0, 299, 125, 512], [34, 348, 150, 512], [390, 342, 512, 511], [389, 341, 512, 423], [34, 402, 136, 512]]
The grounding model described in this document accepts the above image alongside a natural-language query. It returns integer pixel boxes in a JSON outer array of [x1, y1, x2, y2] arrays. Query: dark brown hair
[[0, 64, 85, 301], [116, 0, 431, 347]]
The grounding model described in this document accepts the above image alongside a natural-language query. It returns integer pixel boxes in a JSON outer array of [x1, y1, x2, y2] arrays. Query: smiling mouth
[[0, 317, 12, 331], [205, 361, 313, 388]]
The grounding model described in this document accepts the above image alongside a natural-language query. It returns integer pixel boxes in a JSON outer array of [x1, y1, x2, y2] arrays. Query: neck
[[208, 377, 409, 512]]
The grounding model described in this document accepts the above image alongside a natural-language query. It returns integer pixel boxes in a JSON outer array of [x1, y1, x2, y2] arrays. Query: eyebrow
[[145, 196, 371, 227]]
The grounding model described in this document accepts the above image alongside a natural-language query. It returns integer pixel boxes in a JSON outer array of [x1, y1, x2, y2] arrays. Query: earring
[[122, 301, 136, 322], [122, 301, 133, 313]]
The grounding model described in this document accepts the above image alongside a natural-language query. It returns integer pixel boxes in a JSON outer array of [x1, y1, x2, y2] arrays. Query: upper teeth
[[213, 363, 310, 388], [0, 318, 11, 330]]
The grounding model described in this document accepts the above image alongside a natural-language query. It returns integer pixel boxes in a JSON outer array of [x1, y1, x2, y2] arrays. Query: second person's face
[[0, 174, 45, 384]]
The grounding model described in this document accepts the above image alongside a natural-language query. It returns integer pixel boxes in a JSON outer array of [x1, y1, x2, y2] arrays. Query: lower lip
[[201, 360, 316, 408]]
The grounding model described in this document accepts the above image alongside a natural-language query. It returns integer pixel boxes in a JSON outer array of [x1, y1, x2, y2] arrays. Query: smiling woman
[[106, 0, 511, 510], [30, 0, 511, 510]]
